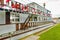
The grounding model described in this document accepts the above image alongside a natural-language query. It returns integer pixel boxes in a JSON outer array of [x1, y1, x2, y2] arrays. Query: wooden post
[[16, 23, 19, 31], [33, 22, 34, 27], [20, 23, 23, 30], [25, 23, 28, 29], [28, 23, 30, 28], [31, 22, 33, 27], [29, 22, 31, 27]]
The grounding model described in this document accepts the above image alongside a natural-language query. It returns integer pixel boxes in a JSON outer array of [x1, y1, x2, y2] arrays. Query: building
[[53, 17, 60, 23], [27, 2, 52, 22], [0, 0, 52, 40]]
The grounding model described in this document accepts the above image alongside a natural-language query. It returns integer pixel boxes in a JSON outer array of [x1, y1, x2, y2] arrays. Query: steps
[[20, 14, 32, 30]]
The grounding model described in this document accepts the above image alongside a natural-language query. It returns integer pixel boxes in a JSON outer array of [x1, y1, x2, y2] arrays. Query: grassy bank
[[39, 23, 60, 40]]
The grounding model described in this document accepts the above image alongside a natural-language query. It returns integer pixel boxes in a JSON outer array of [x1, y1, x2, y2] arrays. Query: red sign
[[6, 0, 10, 3], [11, 2, 15, 8], [32, 8, 36, 14], [15, 2, 20, 9], [23, 6, 28, 12]]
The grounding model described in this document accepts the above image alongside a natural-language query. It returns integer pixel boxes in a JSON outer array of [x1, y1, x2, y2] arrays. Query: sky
[[15, 0, 60, 18]]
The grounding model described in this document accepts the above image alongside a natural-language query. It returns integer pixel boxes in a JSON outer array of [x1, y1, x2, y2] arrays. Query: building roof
[[27, 2, 51, 13]]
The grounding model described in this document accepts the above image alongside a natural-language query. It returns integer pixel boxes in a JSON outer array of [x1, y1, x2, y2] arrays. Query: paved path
[[24, 35, 39, 40]]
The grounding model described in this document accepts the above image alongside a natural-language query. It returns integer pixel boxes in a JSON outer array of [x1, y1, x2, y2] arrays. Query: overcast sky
[[15, 0, 60, 18]]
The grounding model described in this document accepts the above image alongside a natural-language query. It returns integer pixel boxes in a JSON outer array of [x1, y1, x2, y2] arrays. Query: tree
[[58, 17, 60, 19]]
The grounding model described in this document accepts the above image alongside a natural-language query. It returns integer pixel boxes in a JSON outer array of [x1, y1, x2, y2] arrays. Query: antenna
[[43, 3, 46, 8]]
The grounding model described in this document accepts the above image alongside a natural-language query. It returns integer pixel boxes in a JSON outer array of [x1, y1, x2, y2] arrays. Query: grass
[[39, 23, 60, 40]]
